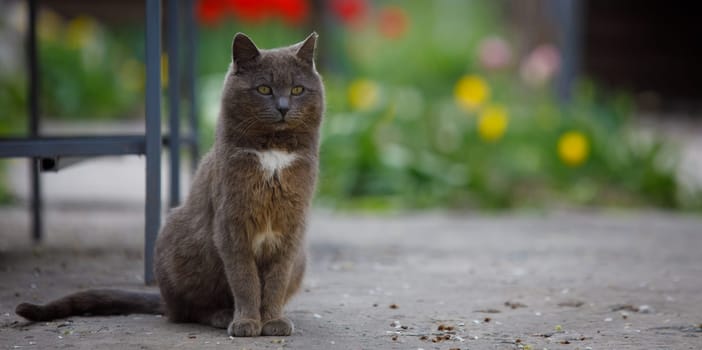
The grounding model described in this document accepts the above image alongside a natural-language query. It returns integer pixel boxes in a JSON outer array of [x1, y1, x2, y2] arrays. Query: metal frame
[[0, 0, 200, 285], [0, 136, 147, 158], [27, 0, 42, 242], [552, 0, 582, 102], [144, 0, 162, 285], [167, 0, 180, 208], [166, 0, 201, 207], [185, 0, 200, 173]]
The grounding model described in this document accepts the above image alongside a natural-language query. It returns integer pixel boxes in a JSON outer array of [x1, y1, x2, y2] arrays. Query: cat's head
[[221, 32, 324, 135]]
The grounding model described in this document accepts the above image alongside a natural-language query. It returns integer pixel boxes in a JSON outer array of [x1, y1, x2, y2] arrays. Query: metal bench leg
[[144, 0, 162, 285], [168, 0, 181, 208], [30, 162, 42, 242], [27, 0, 42, 243], [554, 0, 582, 102], [185, 0, 200, 172]]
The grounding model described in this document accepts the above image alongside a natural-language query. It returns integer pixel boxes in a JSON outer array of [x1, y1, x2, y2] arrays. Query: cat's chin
[[272, 122, 291, 131]]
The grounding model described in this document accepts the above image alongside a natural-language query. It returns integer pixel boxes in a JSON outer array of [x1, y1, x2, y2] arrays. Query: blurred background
[[1, 0, 701, 212]]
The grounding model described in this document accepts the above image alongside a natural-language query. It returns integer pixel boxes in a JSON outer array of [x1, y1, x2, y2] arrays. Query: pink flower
[[520, 44, 561, 87], [477, 36, 512, 70], [377, 6, 408, 40]]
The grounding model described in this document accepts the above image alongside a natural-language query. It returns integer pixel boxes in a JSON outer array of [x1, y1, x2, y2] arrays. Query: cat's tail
[[15, 289, 164, 322]]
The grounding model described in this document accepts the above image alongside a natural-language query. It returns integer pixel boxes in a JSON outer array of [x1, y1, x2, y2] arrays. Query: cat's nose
[[277, 97, 290, 118]]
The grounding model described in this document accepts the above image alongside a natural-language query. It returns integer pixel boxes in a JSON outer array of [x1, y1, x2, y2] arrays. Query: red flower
[[378, 6, 408, 40], [197, 0, 309, 26], [271, 0, 309, 25], [331, 0, 368, 25], [197, 0, 226, 25], [228, 0, 270, 22]]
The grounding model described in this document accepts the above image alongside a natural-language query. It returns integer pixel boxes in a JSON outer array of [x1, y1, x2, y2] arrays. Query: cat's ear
[[295, 32, 318, 66], [232, 33, 260, 65]]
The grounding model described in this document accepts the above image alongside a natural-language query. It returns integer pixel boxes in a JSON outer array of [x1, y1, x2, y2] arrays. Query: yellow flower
[[38, 10, 64, 42], [558, 131, 589, 166], [348, 79, 380, 111], [120, 58, 145, 93], [161, 53, 169, 88], [66, 16, 99, 49], [478, 105, 508, 142], [454, 75, 490, 111]]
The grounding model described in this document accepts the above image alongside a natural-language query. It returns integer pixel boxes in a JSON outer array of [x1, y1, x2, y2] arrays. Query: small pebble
[[638, 305, 653, 314]]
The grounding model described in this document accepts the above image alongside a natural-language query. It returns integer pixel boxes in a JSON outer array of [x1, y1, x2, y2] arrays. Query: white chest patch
[[254, 150, 298, 179]]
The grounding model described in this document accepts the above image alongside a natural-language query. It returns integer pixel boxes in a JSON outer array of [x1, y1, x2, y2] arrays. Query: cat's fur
[[15, 32, 324, 337]]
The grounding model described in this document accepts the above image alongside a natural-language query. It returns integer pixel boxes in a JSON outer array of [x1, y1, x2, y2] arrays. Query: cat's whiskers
[[234, 118, 259, 136]]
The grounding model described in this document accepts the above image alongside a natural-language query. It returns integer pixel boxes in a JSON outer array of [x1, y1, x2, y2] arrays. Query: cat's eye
[[256, 85, 272, 95], [291, 86, 305, 95]]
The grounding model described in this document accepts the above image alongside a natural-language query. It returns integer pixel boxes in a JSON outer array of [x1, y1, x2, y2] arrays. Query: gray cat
[[16, 32, 324, 337]]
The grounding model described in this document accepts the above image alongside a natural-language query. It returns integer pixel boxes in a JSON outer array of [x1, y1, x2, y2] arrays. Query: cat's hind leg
[[195, 309, 233, 329]]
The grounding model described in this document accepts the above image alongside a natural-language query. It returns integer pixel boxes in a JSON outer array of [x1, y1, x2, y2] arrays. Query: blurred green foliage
[[0, 1, 698, 210], [0, 15, 143, 132], [313, 1, 695, 210]]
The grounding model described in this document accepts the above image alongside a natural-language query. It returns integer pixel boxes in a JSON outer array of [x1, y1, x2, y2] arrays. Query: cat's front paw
[[261, 317, 293, 336], [228, 318, 261, 337]]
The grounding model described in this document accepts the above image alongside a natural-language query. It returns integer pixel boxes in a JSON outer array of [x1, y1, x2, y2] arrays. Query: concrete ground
[[0, 120, 701, 349], [1, 206, 701, 350]]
